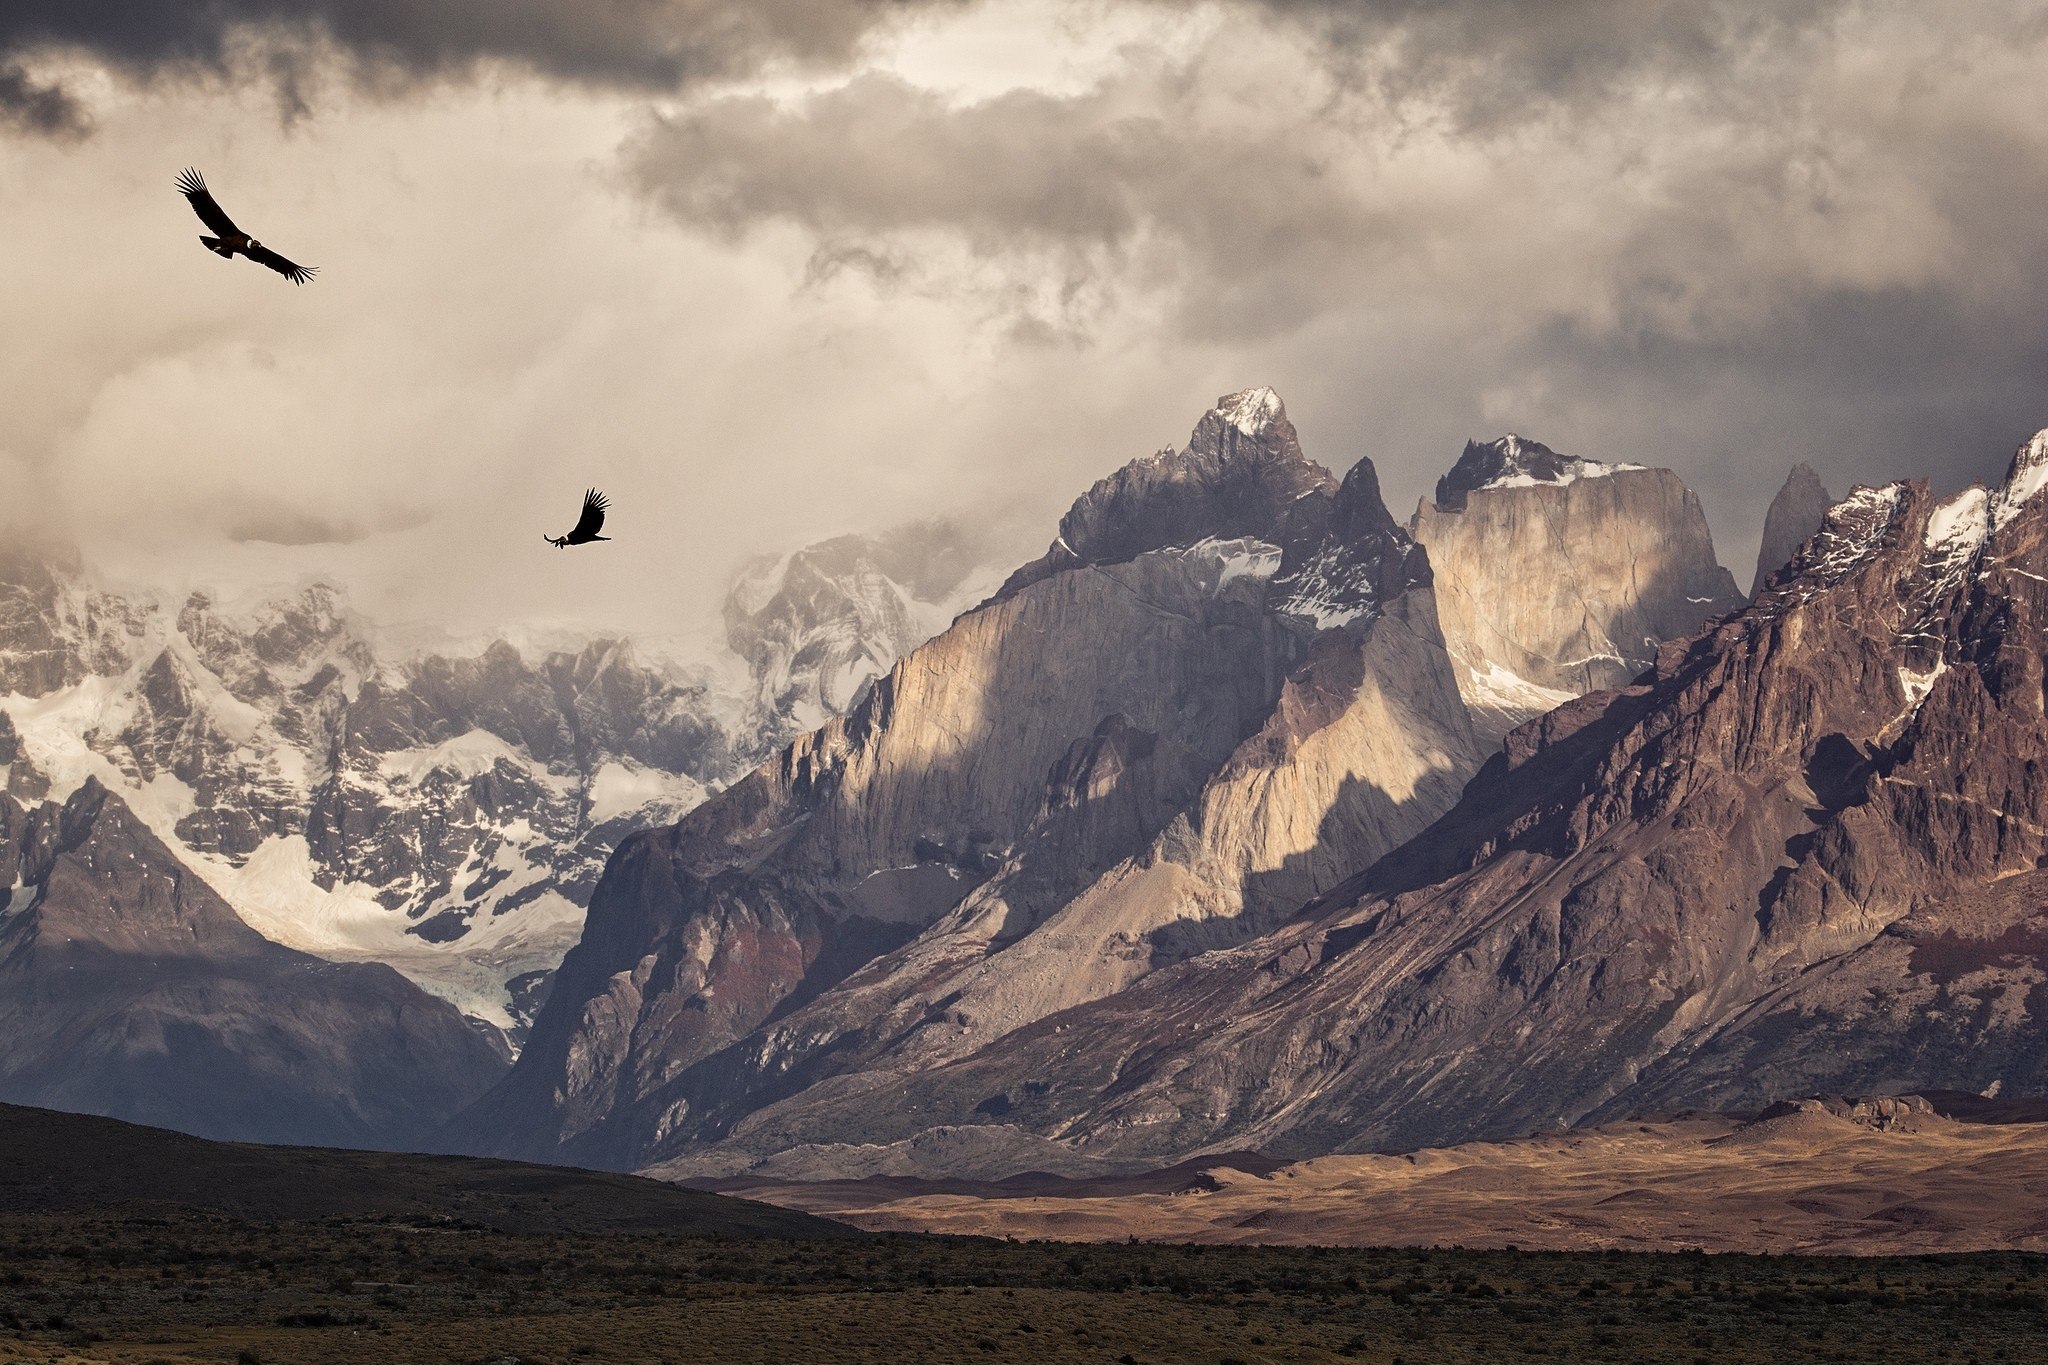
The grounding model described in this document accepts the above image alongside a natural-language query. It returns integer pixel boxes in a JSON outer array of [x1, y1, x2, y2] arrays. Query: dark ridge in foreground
[[0, 1101, 851, 1239]]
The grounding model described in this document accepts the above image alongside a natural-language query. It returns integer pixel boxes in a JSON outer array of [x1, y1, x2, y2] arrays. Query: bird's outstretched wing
[[246, 245, 318, 286], [570, 489, 609, 539], [176, 168, 241, 237]]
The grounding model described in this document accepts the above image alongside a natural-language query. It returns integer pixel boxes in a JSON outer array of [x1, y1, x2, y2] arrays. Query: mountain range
[[23, 384, 2035, 1187], [448, 390, 1830, 1176]]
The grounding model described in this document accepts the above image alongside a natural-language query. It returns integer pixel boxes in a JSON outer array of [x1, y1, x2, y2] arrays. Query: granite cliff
[[1409, 435, 1745, 735], [1751, 462, 1836, 596]]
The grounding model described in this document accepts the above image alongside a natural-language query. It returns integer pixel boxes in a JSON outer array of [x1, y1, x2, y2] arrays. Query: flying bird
[[546, 489, 611, 548], [176, 168, 318, 285]]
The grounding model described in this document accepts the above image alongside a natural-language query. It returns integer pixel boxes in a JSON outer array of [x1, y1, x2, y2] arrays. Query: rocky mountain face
[[0, 530, 979, 1050], [1751, 462, 1835, 595], [0, 778, 505, 1146], [1409, 435, 1746, 735], [644, 429, 2048, 1175], [449, 391, 1749, 1173]]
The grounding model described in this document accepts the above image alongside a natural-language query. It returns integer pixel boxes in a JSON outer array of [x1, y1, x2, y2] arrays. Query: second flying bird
[[177, 168, 318, 286]]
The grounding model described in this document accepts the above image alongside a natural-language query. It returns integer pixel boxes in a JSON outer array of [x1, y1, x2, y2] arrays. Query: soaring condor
[[176, 168, 318, 286], [545, 489, 611, 548]]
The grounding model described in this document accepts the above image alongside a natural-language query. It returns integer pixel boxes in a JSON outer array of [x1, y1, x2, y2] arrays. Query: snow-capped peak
[[1214, 387, 1285, 439], [1990, 427, 2048, 532]]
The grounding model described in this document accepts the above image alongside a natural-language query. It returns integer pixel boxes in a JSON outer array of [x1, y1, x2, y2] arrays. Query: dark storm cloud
[[622, 65, 1405, 338], [0, 61, 89, 138], [630, 76, 1163, 245], [0, 0, 961, 117]]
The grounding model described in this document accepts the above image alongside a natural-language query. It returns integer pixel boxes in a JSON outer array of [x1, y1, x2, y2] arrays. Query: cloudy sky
[[5, 0, 2048, 646]]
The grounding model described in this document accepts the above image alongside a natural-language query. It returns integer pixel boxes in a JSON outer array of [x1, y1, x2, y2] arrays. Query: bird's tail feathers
[[199, 236, 231, 257]]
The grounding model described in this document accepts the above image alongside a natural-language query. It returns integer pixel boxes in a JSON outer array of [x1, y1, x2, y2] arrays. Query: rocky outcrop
[[1409, 434, 1745, 734], [697, 429, 2048, 1173], [1430, 434, 1633, 512], [1751, 462, 1835, 595], [0, 779, 506, 1146], [448, 389, 1489, 1168]]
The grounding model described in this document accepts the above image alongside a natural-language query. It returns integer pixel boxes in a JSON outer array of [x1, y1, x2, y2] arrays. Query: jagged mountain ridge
[[0, 778, 505, 1146], [449, 390, 1749, 1172], [1430, 433, 1645, 512], [448, 387, 1461, 1164], [0, 524, 986, 1047], [662, 429, 2048, 1174], [0, 553, 735, 1045]]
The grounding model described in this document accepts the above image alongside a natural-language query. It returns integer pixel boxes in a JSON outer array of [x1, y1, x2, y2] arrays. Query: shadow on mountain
[[1143, 766, 1465, 969]]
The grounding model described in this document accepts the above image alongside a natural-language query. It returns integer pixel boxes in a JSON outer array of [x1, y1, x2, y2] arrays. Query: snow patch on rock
[[1926, 486, 1990, 555], [1275, 542, 1377, 629], [1472, 435, 1645, 492], [1923, 486, 1991, 601], [1898, 659, 1947, 709], [1481, 464, 1646, 491], [210, 833, 579, 1029], [379, 729, 536, 786], [1991, 428, 2048, 532], [1459, 662, 1578, 719], [1174, 537, 1284, 592], [1800, 484, 1908, 590], [1214, 387, 1284, 438]]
